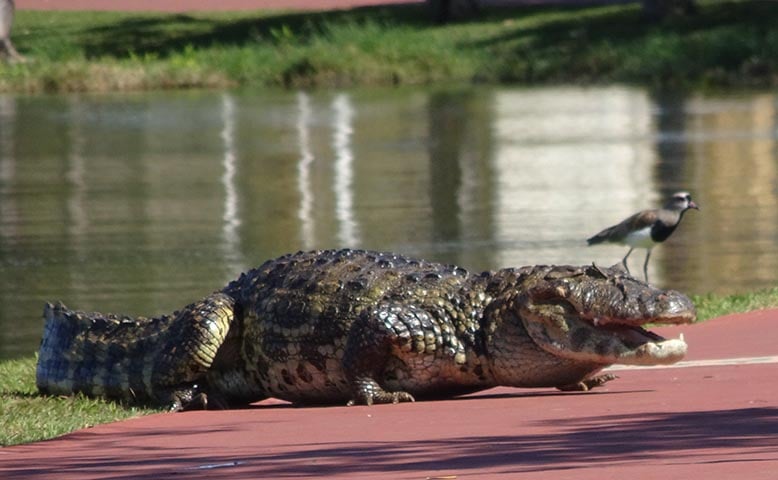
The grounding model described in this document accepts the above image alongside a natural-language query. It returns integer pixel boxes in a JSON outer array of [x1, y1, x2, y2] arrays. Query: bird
[[587, 191, 699, 283]]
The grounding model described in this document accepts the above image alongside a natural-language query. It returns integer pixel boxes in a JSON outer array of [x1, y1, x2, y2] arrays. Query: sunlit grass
[[692, 287, 778, 322], [2, 1, 778, 92], [0, 356, 160, 447]]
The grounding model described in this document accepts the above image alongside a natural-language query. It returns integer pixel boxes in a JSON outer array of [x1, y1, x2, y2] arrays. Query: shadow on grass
[[462, 1, 778, 83], [78, 4, 433, 59], [66, 1, 778, 85], [13, 1, 778, 89], [72, 2, 642, 59]]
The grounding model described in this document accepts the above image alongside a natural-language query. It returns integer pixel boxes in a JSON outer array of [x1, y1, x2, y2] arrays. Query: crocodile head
[[515, 264, 695, 366]]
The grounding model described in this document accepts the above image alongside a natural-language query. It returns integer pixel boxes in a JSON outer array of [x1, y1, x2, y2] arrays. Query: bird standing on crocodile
[[587, 191, 699, 282]]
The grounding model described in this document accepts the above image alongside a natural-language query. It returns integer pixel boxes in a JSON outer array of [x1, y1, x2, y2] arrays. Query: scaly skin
[[36, 249, 695, 410]]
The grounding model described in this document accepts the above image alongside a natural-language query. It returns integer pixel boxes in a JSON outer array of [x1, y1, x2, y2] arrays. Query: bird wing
[[587, 208, 658, 245]]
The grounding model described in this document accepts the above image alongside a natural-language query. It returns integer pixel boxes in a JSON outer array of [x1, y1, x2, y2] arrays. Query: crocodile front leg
[[342, 304, 448, 406]]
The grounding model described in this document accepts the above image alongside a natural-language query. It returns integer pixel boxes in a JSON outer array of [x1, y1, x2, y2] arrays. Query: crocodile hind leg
[[342, 303, 454, 406], [151, 292, 236, 411]]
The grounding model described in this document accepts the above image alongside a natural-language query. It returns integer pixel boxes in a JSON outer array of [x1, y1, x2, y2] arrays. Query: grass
[[2, 0, 778, 92], [692, 287, 778, 321], [1, 289, 777, 447], [0, 356, 160, 447]]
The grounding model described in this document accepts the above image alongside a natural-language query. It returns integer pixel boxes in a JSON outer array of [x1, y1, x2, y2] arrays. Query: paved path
[[1, 309, 777, 479]]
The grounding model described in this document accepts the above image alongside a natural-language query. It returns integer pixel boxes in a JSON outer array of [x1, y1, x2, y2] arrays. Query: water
[[1, 85, 776, 359]]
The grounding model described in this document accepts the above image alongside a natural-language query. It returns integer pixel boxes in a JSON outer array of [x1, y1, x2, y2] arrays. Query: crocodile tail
[[36, 294, 237, 405], [36, 303, 75, 396], [36, 302, 173, 402]]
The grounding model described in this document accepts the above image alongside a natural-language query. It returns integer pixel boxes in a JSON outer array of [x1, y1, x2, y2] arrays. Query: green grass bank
[[2, 0, 778, 92], [2, 289, 778, 447]]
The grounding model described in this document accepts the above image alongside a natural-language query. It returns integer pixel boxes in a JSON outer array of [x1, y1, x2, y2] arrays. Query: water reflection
[[1, 86, 777, 358], [294, 92, 360, 249], [426, 89, 495, 268], [0, 95, 17, 243], [66, 97, 88, 239], [332, 93, 360, 248], [220, 93, 243, 272], [491, 87, 657, 269], [672, 93, 778, 291], [296, 91, 315, 249]]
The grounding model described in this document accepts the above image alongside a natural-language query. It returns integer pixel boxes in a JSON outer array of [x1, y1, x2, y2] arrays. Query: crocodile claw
[[347, 382, 416, 406]]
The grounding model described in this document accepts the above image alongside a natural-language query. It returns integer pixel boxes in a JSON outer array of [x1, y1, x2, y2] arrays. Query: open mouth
[[591, 321, 677, 346], [586, 319, 689, 365], [522, 296, 693, 366]]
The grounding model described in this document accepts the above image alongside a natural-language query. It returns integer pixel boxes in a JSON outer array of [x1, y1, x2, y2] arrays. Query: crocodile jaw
[[627, 335, 687, 365], [518, 287, 695, 367], [521, 313, 689, 366], [595, 324, 688, 365], [514, 265, 696, 367]]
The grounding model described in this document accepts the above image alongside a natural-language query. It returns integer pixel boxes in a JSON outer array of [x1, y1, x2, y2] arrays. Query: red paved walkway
[[1, 309, 777, 479]]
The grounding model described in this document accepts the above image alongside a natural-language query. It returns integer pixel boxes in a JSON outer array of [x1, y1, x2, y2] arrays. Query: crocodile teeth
[[679, 332, 685, 342]]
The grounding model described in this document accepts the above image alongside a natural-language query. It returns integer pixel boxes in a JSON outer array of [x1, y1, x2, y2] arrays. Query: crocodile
[[36, 249, 695, 411]]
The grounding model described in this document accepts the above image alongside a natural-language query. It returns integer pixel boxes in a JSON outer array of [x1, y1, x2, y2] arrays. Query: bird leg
[[643, 249, 652, 283], [1, 38, 24, 63], [621, 247, 634, 275]]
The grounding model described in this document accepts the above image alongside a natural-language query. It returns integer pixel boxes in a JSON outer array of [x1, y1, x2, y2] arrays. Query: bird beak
[[689, 200, 699, 210]]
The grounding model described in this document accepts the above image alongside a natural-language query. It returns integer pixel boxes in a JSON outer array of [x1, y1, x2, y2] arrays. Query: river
[[0, 85, 776, 358]]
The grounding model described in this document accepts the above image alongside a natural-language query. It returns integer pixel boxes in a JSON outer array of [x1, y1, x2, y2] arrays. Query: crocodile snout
[[652, 290, 696, 325]]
